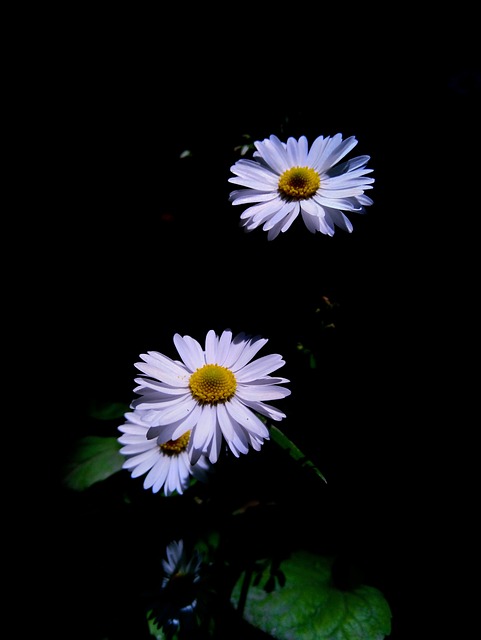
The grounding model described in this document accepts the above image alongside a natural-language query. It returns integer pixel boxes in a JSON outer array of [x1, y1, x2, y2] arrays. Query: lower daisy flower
[[147, 539, 204, 636], [228, 133, 374, 240], [161, 539, 202, 590], [127, 329, 291, 464], [118, 411, 211, 495]]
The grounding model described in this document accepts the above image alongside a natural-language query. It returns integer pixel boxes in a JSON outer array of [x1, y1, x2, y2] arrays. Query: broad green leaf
[[269, 425, 327, 483], [231, 550, 391, 640], [63, 436, 124, 491]]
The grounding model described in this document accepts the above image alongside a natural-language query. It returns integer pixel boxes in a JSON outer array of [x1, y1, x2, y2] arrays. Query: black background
[[27, 14, 480, 639]]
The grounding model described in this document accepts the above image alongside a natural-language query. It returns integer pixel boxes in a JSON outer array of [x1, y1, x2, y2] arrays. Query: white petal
[[317, 135, 358, 173], [173, 333, 205, 371], [118, 424, 150, 436], [221, 332, 248, 368], [254, 135, 289, 173], [216, 404, 249, 455], [228, 160, 279, 189], [149, 458, 170, 492], [215, 402, 236, 441], [286, 135, 308, 165], [131, 392, 191, 412], [301, 208, 322, 234], [119, 441, 156, 454], [300, 207, 334, 236], [236, 383, 291, 401], [262, 201, 298, 231], [189, 448, 202, 466], [235, 354, 285, 381], [357, 193, 374, 206], [170, 403, 203, 439], [132, 378, 187, 396], [229, 189, 279, 206], [228, 335, 269, 372], [225, 397, 269, 438], [207, 423, 223, 464], [307, 135, 330, 166], [149, 396, 197, 426], [191, 456, 211, 481], [213, 329, 235, 366], [280, 208, 300, 233], [315, 195, 364, 211], [244, 376, 290, 385], [244, 399, 287, 422], [146, 424, 179, 442], [266, 220, 285, 241], [240, 198, 284, 224], [124, 449, 159, 475], [164, 460, 185, 495], [135, 357, 190, 387], [192, 405, 216, 451], [323, 207, 354, 233]]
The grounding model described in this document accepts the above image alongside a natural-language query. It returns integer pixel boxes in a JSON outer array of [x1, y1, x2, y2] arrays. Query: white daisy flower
[[128, 329, 291, 465], [161, 539, 202, 589], [148, 540, 203, 635], [118, 411, 211, 495], [228, 133, 374, 240]]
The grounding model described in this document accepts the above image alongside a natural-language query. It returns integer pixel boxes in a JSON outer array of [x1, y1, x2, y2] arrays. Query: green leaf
[[269, 425, 327, 483], [63, 436, 124, 491], [147, 617, 170, 639], [231, 550, 391, 640], [296, 343, 318, 369]]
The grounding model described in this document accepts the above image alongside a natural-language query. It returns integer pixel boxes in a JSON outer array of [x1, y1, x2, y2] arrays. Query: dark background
[[31, 16, 480, 638]]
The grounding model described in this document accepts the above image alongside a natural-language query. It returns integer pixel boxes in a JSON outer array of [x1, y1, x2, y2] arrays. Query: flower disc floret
[[189, 364, 237, 404], [278, 166, 320, 200], [161, 431, 190, 455]]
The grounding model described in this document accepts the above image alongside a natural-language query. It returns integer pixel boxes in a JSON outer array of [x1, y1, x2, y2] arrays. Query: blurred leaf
[[147, 617, 169, 639], [88, 401, 129, 420], [63, 436, 124, 491], [269, 425, 327, 483], [231, 550, 391, 640], [296, 343, 317, 369]]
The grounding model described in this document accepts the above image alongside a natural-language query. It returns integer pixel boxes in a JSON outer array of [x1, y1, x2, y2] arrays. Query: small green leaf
[[269, 425, 327, 483], [296, 343, 318, 369], [63, 436, 124, 491], [231, 550, 391, 640], [147, 617, 170, 639]]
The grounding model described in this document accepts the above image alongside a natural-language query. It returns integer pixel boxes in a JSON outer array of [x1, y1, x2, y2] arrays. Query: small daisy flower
[[161, 539, 202, 589], [118, 411, 211, 495], [228, 133, 374, 240], [129, 329, 291, 465], [148, 539, 203, 635]]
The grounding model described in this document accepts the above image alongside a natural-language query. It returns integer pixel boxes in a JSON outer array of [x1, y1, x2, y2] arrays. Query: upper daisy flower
[[127, 329, 291, 465], [228, 133, 374, 240], [118, 411, 212, 495]]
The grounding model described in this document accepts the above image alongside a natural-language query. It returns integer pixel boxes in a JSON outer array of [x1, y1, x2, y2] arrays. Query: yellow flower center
[[189, 364, 237, 405], [160, 431, 191, 456], [278, 166, 320, 200]]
